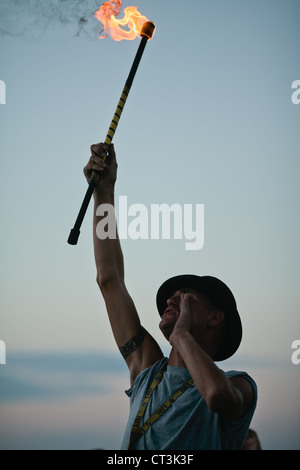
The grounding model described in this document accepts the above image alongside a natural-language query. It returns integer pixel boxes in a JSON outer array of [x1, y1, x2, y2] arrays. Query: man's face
[[159, 288, 211, 340]]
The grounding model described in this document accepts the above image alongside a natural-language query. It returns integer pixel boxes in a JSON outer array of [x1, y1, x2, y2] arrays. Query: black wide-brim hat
[[156, 274, 242, 361]]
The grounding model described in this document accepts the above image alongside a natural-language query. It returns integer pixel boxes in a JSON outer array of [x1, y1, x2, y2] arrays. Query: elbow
[[96, 270, 122, 292], [206, 388, 224, 414], [206, 386, 241, 417]]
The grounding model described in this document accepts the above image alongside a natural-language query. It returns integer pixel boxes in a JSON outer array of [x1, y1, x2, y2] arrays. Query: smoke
[[0, 0, 105, 39]]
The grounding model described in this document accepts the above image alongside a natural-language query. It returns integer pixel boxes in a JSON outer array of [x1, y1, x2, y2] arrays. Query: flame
[[94, 0, 150, 41]]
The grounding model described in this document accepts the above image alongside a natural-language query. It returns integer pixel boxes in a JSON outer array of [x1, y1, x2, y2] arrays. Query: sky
[[0, 0, 299, 450]]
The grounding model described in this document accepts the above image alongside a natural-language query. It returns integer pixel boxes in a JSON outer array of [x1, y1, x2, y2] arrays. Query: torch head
[[140, 21, 155, 40]]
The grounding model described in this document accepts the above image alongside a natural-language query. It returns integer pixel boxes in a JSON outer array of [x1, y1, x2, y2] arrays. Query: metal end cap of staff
[[156, 274, 243, 361], [140, 21, 155, 39]]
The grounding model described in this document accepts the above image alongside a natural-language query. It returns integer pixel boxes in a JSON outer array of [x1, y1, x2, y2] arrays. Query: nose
[[167, 294, 180, 308]]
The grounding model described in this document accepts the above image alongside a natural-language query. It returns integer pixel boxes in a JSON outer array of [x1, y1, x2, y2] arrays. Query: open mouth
[[162, 308, 178, 318]]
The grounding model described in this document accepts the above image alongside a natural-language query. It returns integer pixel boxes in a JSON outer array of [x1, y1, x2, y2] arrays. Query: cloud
[[0, 350, 128, 403], [1, 350, 299, 449], [0, 349, 293, 406], [0, 350, 130, 449]]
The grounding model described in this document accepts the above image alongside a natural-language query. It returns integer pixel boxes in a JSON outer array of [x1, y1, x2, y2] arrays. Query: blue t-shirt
[[121, 357, 257, 450]]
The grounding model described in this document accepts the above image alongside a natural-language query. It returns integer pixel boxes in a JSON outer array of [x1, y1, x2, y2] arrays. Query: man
[[243, 429, 261, 450], [84, 142, 257, 450]]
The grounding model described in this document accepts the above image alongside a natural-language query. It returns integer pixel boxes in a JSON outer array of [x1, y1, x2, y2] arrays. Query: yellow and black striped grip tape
[[90, 85, 130, 183], [103, 85, 130, 160]]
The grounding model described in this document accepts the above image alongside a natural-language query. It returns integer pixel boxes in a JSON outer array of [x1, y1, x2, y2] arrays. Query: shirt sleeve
[[124, 357, 168, 398]]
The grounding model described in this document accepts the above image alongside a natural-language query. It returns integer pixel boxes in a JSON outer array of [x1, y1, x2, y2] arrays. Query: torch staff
[[67, 21, 155, 245]]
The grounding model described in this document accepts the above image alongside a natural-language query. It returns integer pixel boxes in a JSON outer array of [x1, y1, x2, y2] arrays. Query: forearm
[[170, 332, 242, 414], [93, 185, 124, 285]]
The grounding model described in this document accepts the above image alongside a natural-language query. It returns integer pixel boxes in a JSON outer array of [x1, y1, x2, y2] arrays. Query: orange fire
[[94, 0, 150, 41]]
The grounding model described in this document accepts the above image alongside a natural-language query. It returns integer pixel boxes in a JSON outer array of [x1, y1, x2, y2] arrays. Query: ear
[[208, 310, 225, 327]]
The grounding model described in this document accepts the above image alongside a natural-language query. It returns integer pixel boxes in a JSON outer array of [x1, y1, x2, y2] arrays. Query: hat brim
[[156, 274, 242, 361]]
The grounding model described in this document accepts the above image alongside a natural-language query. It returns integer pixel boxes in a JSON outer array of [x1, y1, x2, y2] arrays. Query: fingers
[[107, 142, 116, 163], [83, 153, 107, 180], [179, 293, 190, 313], [90, 142, 116, 166], [180, 293, 189, 303], [84, 142, 117, 182], [90, 142, 107, 159]]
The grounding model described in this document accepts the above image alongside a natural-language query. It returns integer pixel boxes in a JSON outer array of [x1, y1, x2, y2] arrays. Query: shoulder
[[126, 357, 168, 398], [226, 370, 257, 394]]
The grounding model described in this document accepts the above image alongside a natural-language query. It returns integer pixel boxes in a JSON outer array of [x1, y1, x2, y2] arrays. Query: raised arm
[[84, 143, 163, 384], [169, 293, 254, 419]]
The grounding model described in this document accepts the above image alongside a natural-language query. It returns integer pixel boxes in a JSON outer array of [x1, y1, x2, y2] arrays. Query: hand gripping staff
[[67, 21, 155, 245]]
